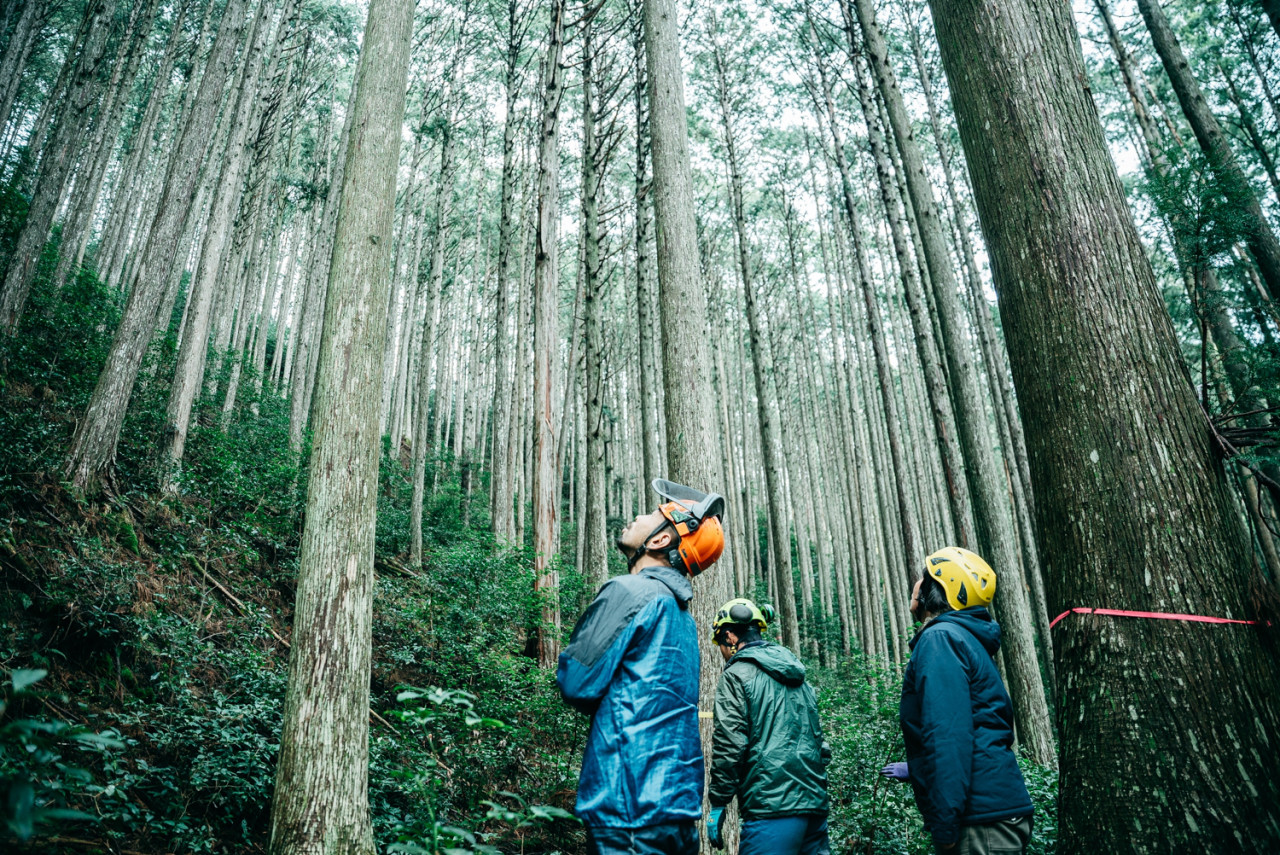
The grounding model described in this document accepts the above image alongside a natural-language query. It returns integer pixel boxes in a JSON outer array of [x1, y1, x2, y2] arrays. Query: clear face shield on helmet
[[627, 479, 727, 576]]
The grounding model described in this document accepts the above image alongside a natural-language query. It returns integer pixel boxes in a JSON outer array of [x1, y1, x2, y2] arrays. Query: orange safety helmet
[[633, 479, 727, 576]]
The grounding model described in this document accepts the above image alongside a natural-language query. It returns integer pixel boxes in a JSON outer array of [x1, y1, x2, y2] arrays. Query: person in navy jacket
[[557, 480, 726, 855], [883, 547, 1034, 854]]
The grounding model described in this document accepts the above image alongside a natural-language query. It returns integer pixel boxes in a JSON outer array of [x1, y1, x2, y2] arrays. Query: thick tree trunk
[[1137, 0, 1280, 301], [531, 0, 565, 668], [633, 0, 662, 494], [489, 8, 521, 542], [928, 0, 1280, 849], [63, 0, 250, 491], [643, 0, 732, 844], [267, 0, 412, 850], [581, 20, 608, 592]]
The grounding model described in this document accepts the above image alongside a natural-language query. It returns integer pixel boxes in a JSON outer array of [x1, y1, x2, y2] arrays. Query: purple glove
[[880, 761, 909, 781]]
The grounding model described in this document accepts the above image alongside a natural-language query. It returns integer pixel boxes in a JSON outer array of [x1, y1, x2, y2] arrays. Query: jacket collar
[[638, 565, 693, 605]]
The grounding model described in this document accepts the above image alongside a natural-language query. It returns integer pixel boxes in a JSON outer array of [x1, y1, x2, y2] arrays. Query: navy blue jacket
[[899, 607, 1033, 846], [556, 566, 703, 828]]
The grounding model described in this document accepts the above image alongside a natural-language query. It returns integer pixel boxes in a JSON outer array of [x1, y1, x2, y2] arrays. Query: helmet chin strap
[[626, 519, 677, 571]]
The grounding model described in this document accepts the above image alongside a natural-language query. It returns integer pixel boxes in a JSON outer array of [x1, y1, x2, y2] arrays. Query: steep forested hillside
[[1, 0, 1278, 851]]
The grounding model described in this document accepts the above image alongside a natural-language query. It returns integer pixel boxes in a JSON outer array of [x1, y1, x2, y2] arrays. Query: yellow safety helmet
[[925, 546, 997, 610], [711, 598, 775, 641]]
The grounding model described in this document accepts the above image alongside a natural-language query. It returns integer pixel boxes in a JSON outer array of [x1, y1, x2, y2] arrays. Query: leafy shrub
[[0, 669, 125, 846]]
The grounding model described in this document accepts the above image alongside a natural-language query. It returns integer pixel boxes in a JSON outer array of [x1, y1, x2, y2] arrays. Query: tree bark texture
[[531, 0, 565, 669], [927, 0, 1280, 849], [581, 19, 608, 593], [643, 0, 733, 845], [266, 0, 413, 850]]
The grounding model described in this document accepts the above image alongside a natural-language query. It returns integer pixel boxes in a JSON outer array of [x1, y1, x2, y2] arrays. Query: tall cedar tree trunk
[[266, 0, 412, 849], [926, 0, 1280, 849], [643, 0, 732, 847], [63, 0, 250, 491], [288, 97, 345, 450], [531, 0, 565, 668], [409, 72, 460, 565], [632, 0, 662, 492], [1136, 0, 1280, 301], [581, 18, 608, 592], [0, 0, 111, 332], [489, 1, 522, 542], [709, 18, 800, 654], [846, 0, 1055, 764], [488, 4, 524, 540], [488, 3, 524, 540]]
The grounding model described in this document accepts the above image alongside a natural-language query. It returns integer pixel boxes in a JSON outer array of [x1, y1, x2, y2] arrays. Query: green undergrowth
[[0, 274, 587, 853], [813, 659, 1056, 855], [0, 271, 1057, 853]]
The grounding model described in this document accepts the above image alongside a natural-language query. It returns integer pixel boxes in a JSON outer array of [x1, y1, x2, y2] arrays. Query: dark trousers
[[739, 815, 830, 855], [943, 815, 1033, 855], [585, 821, 698, 855]]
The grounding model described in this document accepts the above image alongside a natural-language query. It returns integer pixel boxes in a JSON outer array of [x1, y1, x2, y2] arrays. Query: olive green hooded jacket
[[708, 641, 831, 818]]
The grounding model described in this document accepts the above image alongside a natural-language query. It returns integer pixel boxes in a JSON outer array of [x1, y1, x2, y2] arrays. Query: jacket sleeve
[[911, 629, 974, 847], [709, 667, 749, 807], [556, 581, 649, 715]]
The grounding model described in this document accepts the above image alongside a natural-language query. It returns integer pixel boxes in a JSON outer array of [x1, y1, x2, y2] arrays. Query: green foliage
[[814, 657, 1057, 854], [0, 669, 125, 844], [0, 268, 120, 502]]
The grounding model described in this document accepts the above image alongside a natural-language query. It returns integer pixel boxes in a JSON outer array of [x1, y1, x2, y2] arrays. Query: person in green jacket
[[706, 598, 831, 855]]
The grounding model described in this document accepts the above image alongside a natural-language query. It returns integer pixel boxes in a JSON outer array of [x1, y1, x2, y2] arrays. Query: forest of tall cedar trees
[[1, 0, 1279, 851]]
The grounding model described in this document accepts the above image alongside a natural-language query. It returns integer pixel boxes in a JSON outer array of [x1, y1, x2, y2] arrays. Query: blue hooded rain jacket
[[556, 566, 704, 829], [899, 607, 1033, 846]]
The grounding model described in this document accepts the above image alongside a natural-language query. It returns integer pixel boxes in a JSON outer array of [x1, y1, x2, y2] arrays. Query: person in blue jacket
[[881, 547, 1034, 854], [557, 480, 726, 855]]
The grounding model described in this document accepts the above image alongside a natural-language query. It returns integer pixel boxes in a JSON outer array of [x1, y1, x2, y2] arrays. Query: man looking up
[[881, 546, 1034, 854], [557, 480, 726, 855], [706, 598, 831, 855]]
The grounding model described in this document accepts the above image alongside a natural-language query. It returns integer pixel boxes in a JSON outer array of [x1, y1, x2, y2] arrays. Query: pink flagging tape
[[1049, 606, 1264, 630]]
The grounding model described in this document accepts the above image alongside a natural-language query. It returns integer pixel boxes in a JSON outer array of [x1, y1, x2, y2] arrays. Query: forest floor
[[0, 274, 1057, 853]]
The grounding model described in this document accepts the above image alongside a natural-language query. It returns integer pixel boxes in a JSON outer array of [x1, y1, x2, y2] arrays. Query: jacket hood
[[640, 566, 693, 605], [730, 641, 806, 687], [915, 606, 1001, 655]]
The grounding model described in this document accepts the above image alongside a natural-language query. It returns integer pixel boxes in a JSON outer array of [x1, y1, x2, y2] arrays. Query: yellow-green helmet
[[926, 546, 997, 610], [711, 598, 775, 641]]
